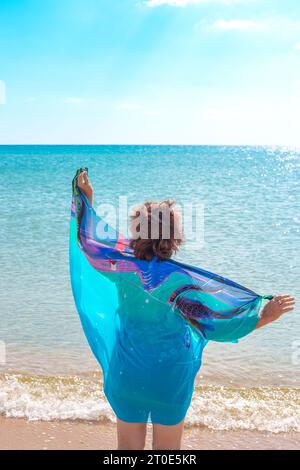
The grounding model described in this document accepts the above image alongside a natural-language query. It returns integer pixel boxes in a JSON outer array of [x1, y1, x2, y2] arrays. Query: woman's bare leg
[[117, 418, 147, 450], [152, 419, 185, 450]]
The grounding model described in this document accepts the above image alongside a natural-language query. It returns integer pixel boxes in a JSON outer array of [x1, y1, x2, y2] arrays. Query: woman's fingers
[[280, 295, 296, 314], [78, 171, 88, 188], [268, 295, 296, 318], [282, 307, 295, 313], [282, 303, 296, 310], [275, 295, 294, 301], [282, 301, 295, 308], [283, 298, 295, 303], [78, 172, 84, 185], [272, 296, 295, 306]]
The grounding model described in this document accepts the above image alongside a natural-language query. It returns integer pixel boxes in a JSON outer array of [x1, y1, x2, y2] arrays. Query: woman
[[70, 170, 295, 450]]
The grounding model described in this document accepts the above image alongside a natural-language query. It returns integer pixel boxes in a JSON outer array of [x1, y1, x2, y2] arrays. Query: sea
[[0, 145, 299, 433]]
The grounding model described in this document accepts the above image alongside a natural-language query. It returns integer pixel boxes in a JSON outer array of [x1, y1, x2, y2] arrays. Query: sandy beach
[[0, 416, 299, 450]]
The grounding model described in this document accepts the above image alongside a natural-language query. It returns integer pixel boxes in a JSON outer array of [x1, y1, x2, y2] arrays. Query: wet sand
[[0, 416, 299, 450]]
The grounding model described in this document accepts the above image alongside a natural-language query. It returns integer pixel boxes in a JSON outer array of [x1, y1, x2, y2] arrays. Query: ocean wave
[[189, 384, 300, 433], [0, 373, 299, 433]]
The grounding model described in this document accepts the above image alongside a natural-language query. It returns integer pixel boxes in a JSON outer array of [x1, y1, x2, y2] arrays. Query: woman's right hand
[[78, 171, 94, 205]]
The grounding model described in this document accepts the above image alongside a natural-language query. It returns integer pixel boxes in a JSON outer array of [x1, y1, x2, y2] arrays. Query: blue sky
[[1, 0, 300, 144]]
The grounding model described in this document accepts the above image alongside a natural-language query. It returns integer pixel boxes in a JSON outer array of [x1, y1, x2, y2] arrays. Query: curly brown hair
[[129, 200, 183, 261]]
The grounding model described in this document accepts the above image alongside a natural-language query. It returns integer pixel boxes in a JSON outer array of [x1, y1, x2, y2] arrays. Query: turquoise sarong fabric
[[69, 170, 271, 424]]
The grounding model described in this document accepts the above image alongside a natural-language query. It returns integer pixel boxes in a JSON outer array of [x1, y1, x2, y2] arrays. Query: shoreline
[[0, 416, 299, 450]]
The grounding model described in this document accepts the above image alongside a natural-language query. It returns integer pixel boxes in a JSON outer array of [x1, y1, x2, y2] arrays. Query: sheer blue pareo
[[69, 169, 271, 424]]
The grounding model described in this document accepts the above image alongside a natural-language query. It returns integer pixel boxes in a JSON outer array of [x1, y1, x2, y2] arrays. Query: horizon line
[[0, 143, 298, 147]]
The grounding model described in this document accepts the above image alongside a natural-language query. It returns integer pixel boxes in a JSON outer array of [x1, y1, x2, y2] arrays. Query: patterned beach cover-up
[[69, 168, 272, 424]]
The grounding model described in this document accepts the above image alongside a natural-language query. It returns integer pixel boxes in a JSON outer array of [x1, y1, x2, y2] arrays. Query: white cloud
[[26, 97, 37, 102], [64, 97, 87, 104], [146, 0, 237, 7], [211, 19, 268, 31], [294, 42, 300, 50], [204, 18, 300, 37]]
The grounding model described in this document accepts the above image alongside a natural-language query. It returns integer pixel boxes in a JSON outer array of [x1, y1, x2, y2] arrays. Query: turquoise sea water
[[0, 145, 299, 430]]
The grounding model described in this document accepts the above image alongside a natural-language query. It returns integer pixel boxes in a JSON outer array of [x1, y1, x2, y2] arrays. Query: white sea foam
[[0, 374, 115, 423], [187, 385, 300, 433], [0, 373, 299, 433]]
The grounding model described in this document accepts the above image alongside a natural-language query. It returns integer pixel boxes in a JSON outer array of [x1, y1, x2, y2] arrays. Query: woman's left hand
[[78, 171, 94, 205]]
